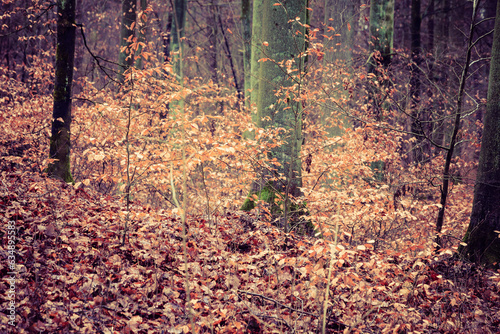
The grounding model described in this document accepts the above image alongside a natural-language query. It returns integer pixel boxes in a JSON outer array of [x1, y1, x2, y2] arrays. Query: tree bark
[[118, 0, 137, 83], [366, 0, 394, 179], [134, 0, 148, 70], [367, 0, 394, 122], [207, 0, 219, 86], [253, 0, 307, 197], [368, 0, 395, 71], [323, 0, 355, 64], [170, 0, 187, 77], [241, 0, 252, 110], [460, 0, 500, 267], [250, 0, 265, 120], [322, 0, 356, 138], [48, 0, 76, 183], [410, 0, 426, 164]]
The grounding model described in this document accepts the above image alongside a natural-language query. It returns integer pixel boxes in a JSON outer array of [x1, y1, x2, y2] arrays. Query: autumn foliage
[[1, 0, 500, 333]]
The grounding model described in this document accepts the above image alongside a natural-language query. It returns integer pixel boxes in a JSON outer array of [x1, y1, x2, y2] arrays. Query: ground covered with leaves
[[0, 166, 499, 333]]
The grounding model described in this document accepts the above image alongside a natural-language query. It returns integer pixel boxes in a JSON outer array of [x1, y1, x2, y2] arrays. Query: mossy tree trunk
[[460, 0, 500, 267], [323, 0, 355, 64], [368, 0, 394, 71], [256, 0, 307, 195], [118, 0, 137, 83], [321, 0, 355, 138], [48, 0, 76, 183], [367, 0, 394, 116], [366, 0, 394, 180], [249, 0, 264, 122], [241, 0, 252, 111], [243, 0, 308, 227], [170, 0, 187, 77]]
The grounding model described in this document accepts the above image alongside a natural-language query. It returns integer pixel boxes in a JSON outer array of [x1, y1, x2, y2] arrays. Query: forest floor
[[0, 161, 500, 333]]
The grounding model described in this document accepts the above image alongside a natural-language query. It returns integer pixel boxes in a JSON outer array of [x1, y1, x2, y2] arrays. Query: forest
[[1, 0, 500, 332]]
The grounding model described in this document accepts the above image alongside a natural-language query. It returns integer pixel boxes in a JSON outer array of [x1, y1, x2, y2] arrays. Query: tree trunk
[[430, 0, 450, 149], [170, 0, 187, 77], [48, 0, 76, 183], [323, 0, 355, 64], [207, 0, 219, 86], [367, 0, 394, 122], [134, 0, 148, 70], [322, 0, 356, 138], [244, 0, 307, 217], [162, 12, 173, 63], [241, 0, 252, 110], [250, 0, 265, 120], [460, 0, 500, 267], [410, 0, 426, 164], [118, 0, 137, 83], [368, 0, 395, 71], [366, 0, 394, 179]]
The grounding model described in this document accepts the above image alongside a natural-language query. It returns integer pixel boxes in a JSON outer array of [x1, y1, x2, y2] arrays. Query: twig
[[237, 290, 318, 318], [0, 2, 56, 37], [77, 24, 121, 85]]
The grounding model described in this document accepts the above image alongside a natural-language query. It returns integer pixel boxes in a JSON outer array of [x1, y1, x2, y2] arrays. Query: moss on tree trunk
[[48, 0, 76, 184], [241, 183, 313, 235]]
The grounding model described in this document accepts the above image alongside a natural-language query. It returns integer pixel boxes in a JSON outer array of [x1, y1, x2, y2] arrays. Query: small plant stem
[[322, 221, 339, 333], [122, 73, 134, 246], [169, 0, 194, 330]]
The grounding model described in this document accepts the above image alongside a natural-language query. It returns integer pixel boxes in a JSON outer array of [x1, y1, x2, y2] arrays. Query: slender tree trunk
[[460, 0, 500, 267], [134, 0, 148, 70], [367, 0, 394, 121], [250, 0, 264, 121], [118, 0, 137, 83], [431, 0, 450, 149], [207, 0, 218, 86], [217, 8, 242, 101], [410, 0, 425, 164], [368, 0, 395, 71], [366, 0, 394, 179], [162, 12, 173, 63], [241, 0, 252, 110], [48, 0, 76, 183], [170, 0, 187, 77]]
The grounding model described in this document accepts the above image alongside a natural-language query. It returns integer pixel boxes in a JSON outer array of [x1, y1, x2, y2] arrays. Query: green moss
[[370, 160, 386, 182], [241, 185, 314, 235], [241, 197, 256, 211], [459, 227, 500, 268], [259, 186, 276, 203], [289, 201, 315, 235], [240, 185, 277, 212]]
